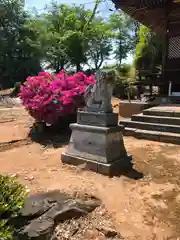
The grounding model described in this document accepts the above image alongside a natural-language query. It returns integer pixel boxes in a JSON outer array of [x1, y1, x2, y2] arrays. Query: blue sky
[[25, 0, 114, 13], [25, 0, 133, 65]]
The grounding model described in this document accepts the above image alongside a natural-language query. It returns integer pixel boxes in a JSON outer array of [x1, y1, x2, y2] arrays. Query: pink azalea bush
[[19, 70, 95, 124]]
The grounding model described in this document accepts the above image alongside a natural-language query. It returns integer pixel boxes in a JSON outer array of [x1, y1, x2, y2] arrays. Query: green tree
[[0, 0, 42, 88], [135, 25, 162, 71], [109, 13, 135, 65], [27, 1, 102, 73], [65, 1, 101, 71], [87, 17, 112, 70]]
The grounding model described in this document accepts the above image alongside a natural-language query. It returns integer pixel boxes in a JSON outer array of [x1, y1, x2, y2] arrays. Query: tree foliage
[[0, 0, 139, 89], [109, 13, 136, 64], [87, 17, 112, 70], [0, 0, 42, 88], [135, 25, 163, 70]]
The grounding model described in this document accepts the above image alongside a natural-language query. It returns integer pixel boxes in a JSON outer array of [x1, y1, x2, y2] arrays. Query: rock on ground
[[11, 190, 102, 240]]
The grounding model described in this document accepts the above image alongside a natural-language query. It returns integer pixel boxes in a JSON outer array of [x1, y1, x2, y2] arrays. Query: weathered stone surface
[[135, 129, 160, 141], [120, 119, 180, 134], [19, 215, 54, 240], [143, 109, 174, 117], [159, 132, 180, 144], [132, 114, 180, 126], [174, 111, 180, 118], [61, 70, 130, 176], [77, 111, 118, 127], [119, 104, 180, 144], [143, 107, 180, 118], [65, 123, 128, 164], [20, 190, 69, 218], [13, 191, 100, 240], [84, 70, 115, 113], [61, 152, 132, 177]]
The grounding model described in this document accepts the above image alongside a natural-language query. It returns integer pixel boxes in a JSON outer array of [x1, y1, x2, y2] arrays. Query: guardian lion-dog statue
[[84, 69, 115, 113]]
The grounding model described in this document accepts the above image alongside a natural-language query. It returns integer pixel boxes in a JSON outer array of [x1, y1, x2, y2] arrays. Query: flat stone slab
[[143, 109, 175, 117], [132, 114, 180, 125], [122, 128, 180, 145], [122, 127, 136, 136], [135, 129, 161, 141], [144, 105, 180, 118], [149, 105, 180, 111], [10, 190, 100, 239], [61, 152, 132, 177], [159, 132, 180, 144], [120, 119, 180, 134], [77, 111, 118, 127]]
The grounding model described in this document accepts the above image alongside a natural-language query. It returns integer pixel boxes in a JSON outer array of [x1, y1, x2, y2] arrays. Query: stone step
[[143, 108, 180, 117], [170, 97, 180, 104], [120, 119, 180, 133], [143, 108, 180, 118], [132, 113, 180, 126], [122, 128, 180, 144], [172, 101, 180, 104]]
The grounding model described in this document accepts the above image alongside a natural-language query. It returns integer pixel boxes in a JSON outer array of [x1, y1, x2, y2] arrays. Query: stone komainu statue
[[84, 69, 115, 113]]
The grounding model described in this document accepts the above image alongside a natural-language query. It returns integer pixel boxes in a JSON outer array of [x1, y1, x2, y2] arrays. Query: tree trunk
[[149, 84, 153, 96], [60, 59, 65, 70], [127, 84, 131, 103], [137, 85, 141, 100], [119, 35, 122, 65], [76, 63, 81, 72], [55, 59, 60, 74]]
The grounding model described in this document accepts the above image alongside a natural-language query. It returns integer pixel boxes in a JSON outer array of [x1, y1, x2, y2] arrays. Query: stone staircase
[[170, 96, 180, 104], [119, 106, 180, 144]]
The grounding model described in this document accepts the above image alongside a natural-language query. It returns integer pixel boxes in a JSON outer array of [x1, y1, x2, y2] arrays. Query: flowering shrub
[[19, 70, 95, 124], [0, 174, 27, 239]]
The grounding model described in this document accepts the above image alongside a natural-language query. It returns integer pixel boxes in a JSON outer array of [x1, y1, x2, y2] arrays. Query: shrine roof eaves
[[112, 0, 180, 35]]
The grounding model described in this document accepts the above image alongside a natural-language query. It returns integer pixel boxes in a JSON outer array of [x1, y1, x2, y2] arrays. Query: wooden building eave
[[112, 0, 180, 36]]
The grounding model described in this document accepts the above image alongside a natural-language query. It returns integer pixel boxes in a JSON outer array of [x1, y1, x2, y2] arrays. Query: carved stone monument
[[61, 69, 132, 176]]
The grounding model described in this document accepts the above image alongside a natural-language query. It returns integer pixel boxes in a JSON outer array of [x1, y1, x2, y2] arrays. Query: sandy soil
[[1, 99, 180, 239], [0, 88, 13, 95]]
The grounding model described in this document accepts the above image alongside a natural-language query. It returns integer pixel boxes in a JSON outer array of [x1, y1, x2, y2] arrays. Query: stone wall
[[119, 101, 156, 118]]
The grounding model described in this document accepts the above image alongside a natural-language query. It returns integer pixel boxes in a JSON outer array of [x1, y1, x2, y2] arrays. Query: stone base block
[[61, 152, 132, 177], [77, 111, 118, 127], [67, 123, 127, 164]]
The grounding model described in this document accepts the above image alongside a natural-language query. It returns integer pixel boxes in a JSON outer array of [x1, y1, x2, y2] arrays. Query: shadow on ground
[[122, 168, 144, 180], [28, 114, 77, 148], [28, 125, 71, 148]]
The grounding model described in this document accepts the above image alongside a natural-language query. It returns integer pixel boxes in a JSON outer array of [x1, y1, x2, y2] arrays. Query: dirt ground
[[1, 99, 180, 239]]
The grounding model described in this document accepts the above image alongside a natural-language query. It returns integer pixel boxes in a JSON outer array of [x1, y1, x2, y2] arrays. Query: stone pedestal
[[61, 111, 132, 176], [77, 111, 118, 127]]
